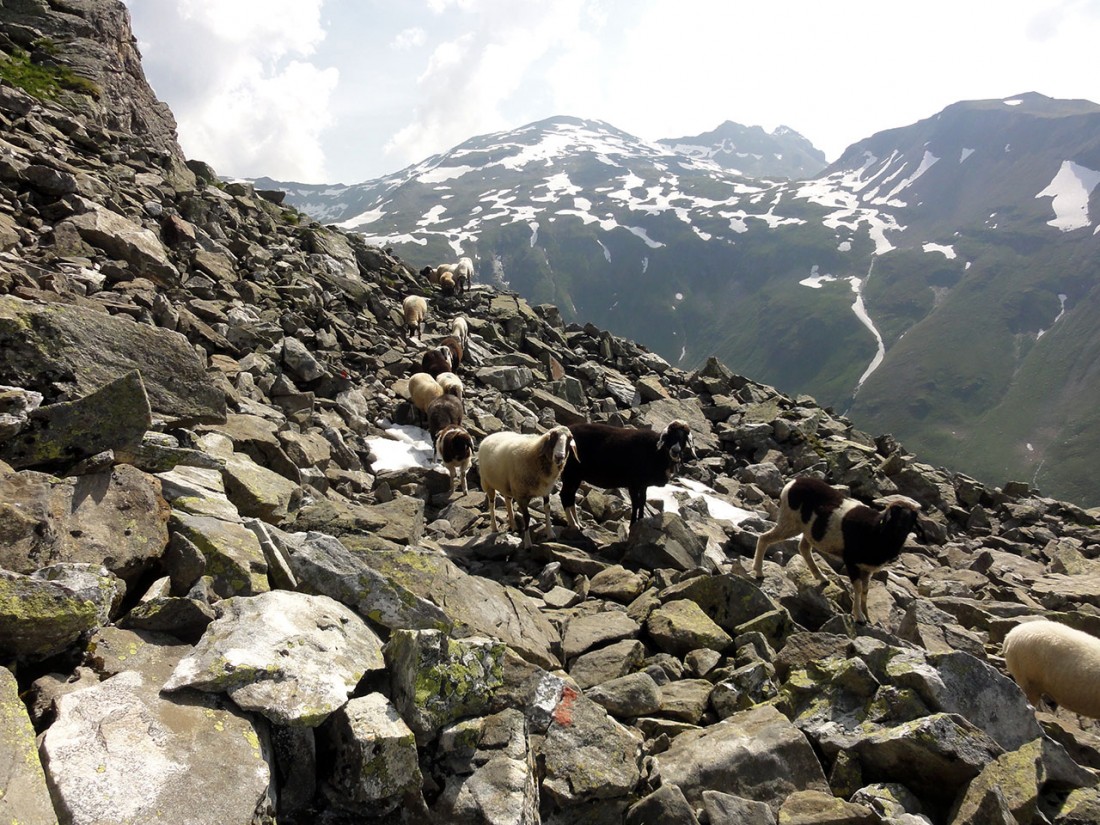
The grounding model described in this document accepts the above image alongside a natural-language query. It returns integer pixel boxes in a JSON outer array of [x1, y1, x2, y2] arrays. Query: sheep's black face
[[658, 421, 695, 463], [885, 504, 919, 538]]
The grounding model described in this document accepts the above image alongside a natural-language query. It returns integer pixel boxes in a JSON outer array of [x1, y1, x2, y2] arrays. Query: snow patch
[[800, 264, 836, 288], [922, 242, 956, 259], [649, 478, 754, 524], [366, 426, 435, 473], [960, 148, 975, 163], [1036, 160, 1100, 231]]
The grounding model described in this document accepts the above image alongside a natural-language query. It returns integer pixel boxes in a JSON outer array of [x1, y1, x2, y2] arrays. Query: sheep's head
[[419, 266, 433, 277], [880, 498, 921, 541], [657, 420, 695, 463], [543, 426, 579, 471]]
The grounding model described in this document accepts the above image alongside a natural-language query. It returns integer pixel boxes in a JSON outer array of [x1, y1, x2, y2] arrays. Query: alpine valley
[[256, 95, 1100, 508]]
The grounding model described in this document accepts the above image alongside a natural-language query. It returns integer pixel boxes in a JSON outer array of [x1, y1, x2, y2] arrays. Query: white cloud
[[126, 0, 336, 182], [391, 27, 427, 50]]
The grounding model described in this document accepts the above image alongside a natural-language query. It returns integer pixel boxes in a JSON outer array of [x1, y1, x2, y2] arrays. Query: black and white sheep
[[401, 295, 427, 340], [435, 424, 474, 494], [421, 345, 453, 378], [439, 334, 464, 371], [425, 392, 463, 439], [477, 425, 578, 548], [559, 420, 695, 528], [1003, 620, 1100, 718], [751, 476, 921, 624]]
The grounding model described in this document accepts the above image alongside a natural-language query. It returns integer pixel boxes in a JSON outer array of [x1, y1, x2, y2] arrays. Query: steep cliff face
[[1, 0, 193, 186]]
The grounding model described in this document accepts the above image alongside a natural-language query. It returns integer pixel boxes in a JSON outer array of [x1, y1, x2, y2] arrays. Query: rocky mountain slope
[[263, 96, 1100, 508], [3, 3, 1100, 825]]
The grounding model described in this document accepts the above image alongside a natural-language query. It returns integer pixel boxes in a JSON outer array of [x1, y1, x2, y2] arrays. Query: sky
[[122, 0, 1100, 185]]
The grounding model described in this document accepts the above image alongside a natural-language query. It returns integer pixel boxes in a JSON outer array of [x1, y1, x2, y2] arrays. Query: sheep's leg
[[519, 500, 532, 548], [542, 496, 554, 540], [752, 522, 801, 578], [460, 463, 469, 494], [851, 573, 870, 624], [797, 536, 827, 582], [486, 487, 498, 533], [565, 505, 580, 529], [505, 497, 517, 532]]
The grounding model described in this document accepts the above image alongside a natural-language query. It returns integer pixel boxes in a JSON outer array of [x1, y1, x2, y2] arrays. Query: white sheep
[[1002, 620, 1100, 718], [477, 425, 578, 548], [451, 317, 469, 348], [752, 476, 921, 624], [454, 257, 474, 292], [408, 372, 443, 417], [435, 371, 463, 400], [401, 295, 427, 340]]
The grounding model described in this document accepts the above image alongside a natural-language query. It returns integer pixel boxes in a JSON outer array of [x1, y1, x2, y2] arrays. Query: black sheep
[[751, 476, 921, 623], [426, 393, 463, 439], [559, 419, 695, 528]]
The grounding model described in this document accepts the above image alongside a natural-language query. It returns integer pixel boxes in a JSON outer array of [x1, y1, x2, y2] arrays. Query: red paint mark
[[553, 685, 579, 727]]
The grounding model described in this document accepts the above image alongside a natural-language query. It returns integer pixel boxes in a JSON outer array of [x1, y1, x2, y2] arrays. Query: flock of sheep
[[399, 255, 1100, 723]]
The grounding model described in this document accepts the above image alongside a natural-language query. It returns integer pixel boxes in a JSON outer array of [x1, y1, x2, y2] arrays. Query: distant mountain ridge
[[260, 97, 1100, 506], [658, 120, 827, 179]]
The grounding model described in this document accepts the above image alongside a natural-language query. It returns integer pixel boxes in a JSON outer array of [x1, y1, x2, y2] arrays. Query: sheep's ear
[[569, 436, 580, 462]]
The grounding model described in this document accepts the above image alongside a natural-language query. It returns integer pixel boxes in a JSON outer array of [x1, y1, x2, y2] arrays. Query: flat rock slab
[[41, 670, 272, 825], [164, 590, 384, 726]]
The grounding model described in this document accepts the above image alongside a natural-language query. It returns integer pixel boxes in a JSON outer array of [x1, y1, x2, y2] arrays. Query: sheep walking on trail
[[1003, 620, 1100, 718], [559, 420, 695, 528], [451, 317, 469, 348], [752, 476, 921, 624], [402, 295, 427, 340], [477, 426, 578, 549]]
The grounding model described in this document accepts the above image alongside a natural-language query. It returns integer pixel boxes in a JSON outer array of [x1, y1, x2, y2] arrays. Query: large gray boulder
[[1, 666, 57, 825], [539, 685, 643, 807], [358, 547, 560, 669], [0, 465, 170, 586], [0, 295, 225, 426], [40, 670, 274, 825], [164, 591, 384, 726], [272, 529, 450, 631], [655, 704, 829, 810], [321, 692, 423, 815]]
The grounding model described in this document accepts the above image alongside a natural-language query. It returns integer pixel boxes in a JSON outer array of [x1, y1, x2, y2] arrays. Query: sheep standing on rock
[[401, 295, 427, 340], [435, 425, 474, 494], [439, 271, 457, 296], [559, 420, 695, 528], [752, 477, 921, 624], [1003, 620, 1100, 718], [454, 257, 474, 293], [477, 426, 578, 548]]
